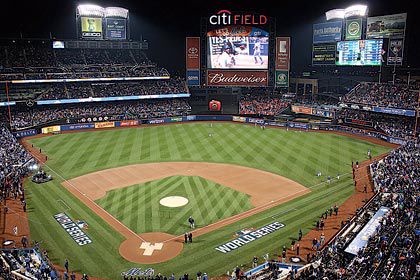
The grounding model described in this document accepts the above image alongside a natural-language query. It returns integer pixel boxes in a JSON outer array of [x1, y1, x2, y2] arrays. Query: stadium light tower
[[325, 4, 368, 20], [77, 4, 105, 17]]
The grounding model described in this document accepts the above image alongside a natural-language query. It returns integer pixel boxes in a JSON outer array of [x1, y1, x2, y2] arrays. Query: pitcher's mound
[[159, 196, 189, 207], [119, 232, 183, 264]]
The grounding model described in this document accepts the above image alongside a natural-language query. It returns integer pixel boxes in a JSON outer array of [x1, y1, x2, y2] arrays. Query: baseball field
[[23, 122, 391, 279]]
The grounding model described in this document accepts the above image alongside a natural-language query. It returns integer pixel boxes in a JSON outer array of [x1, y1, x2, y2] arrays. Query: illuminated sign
[[209, 10, 267, 26]]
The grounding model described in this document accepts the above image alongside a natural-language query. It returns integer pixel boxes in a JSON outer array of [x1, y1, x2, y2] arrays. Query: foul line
[[28, 152, 146, 243], [161, 188, 311, 243], [161, 160, 377, 243], [271, 208, 298, 219], [27, 144, 379, 246], [57, 199, 71, 211]]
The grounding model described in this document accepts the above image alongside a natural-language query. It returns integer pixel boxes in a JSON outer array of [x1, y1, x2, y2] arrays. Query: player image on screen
[[253, 38, 263, 65], [208, 36, 268, 69]]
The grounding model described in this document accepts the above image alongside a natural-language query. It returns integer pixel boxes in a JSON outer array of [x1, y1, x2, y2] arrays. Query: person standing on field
[[188, 216, 195, 229]]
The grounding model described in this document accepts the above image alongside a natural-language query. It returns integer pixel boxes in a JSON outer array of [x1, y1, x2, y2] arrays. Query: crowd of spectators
[[289, 138, 419, 280], [1, 78, 187, 102], [7, 99, 191, 129], [239, 94, 289, 116], [0, 42, 171, 82], [0, 125, 33, 185], [337, 108, 417, 139], [342, 82, 418, 110], [0, 248, 58, 279]]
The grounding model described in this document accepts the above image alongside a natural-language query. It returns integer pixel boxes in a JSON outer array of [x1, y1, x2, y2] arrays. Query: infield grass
[[96, 176, 254, 235], [24, 123, 391, 279]]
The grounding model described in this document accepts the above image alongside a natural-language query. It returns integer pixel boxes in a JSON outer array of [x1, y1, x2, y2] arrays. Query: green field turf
[[96, 176, 254, 235], [24, 123, 392, 279]]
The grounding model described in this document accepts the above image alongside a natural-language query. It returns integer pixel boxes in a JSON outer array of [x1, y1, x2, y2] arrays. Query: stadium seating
[[7, 99, 191, 129], [239, 94, 289, 116], [342, 82, 419, 110], [0, 124, 33, 183], [336, 108, 418, 139], [289, 138, 419, 279]]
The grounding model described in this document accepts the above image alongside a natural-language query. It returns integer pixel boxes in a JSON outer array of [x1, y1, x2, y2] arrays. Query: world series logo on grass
[[215, 222, 285, 253]]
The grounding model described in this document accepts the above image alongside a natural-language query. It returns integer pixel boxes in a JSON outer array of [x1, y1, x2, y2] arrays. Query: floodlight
[[325, 9, 345, 20], [325, 4, 368, 20], [105, 7, 129, 19], [344, 5, 368, 18], [77, 4, 105, 17]]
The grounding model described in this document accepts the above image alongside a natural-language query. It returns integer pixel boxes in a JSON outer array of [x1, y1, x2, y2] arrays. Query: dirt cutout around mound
[[16, 125, 399, 273], [61, 162, 310, 264]]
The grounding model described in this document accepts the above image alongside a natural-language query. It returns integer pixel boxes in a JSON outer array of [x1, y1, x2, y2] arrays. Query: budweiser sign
[[207, 70, 268, 87]]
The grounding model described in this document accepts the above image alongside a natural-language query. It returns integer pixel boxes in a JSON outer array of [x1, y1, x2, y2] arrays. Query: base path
[[62, 162, 309, 263]]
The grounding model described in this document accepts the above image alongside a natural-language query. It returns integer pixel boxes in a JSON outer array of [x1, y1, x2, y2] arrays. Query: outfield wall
[[14, 115, 407, 145]]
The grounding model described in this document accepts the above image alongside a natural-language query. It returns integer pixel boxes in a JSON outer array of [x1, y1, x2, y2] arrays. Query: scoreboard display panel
[[336, 39, 383, 66], [208, 36, 269, 69]]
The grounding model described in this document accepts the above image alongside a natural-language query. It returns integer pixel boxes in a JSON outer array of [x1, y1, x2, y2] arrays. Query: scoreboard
[[336, 39, 383, 66]]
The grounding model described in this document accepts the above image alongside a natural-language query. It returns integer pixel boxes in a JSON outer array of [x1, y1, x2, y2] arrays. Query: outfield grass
[[96, 176, 254, 235], [24, 123, 391, 279]]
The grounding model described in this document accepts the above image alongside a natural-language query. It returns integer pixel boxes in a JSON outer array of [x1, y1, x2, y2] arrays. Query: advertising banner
[[345, 207, 390, 255], [275, 70, 289, 87], [106, 18, 127, 40], [312, 43, 336, 65], [275, 37, 290, 70], [288, 122, 309, 129], [119, 120, 139, 127], [291, 105, 312, 115], [170, 117, 183, 122], [344, 118, 373, 127], [81, 17, 103, 39], [13, 129, 37, 138], [367, 13, 407, 39], [148, 119, 165, 124], [313, 21, 342, 44], [312, 108, 335, 118], [94, 122, 115, 129], [41, 126, 61, 134], [207, 70, 268, 87], [387, 38, 404, 66], [372, 106, 415, 117], [186, 70, 200, 86], [345, 18, 362, 40], [186, 37, 200, 69], [61, 123, 95, 131], [232, 116, 247, 123]]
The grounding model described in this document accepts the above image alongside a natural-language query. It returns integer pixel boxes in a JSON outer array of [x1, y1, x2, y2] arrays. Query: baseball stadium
[[0, 1, 419, 280]]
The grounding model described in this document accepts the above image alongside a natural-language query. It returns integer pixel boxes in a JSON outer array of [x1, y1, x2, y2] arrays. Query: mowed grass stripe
[[25, 123, 392, 278]]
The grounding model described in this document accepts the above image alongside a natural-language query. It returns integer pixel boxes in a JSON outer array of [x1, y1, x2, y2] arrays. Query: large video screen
[[336, 39, 383, 66], [81, 17, 103, 39], [208, 36, 269, 69]]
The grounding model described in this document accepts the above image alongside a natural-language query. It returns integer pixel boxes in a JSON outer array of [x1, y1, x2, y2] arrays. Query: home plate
[[140, 242, 164, 256]]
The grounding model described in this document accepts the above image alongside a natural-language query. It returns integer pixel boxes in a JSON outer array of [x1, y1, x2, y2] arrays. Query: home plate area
[[140, 242, 164, 256], [119, 232, 184, 264]]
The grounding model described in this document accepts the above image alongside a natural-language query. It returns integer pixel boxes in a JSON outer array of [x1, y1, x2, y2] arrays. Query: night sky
[[2, 0, 418, 74]]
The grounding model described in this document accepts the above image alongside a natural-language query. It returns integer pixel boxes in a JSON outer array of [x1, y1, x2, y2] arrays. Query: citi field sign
[[209, 10, 267, 26]]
